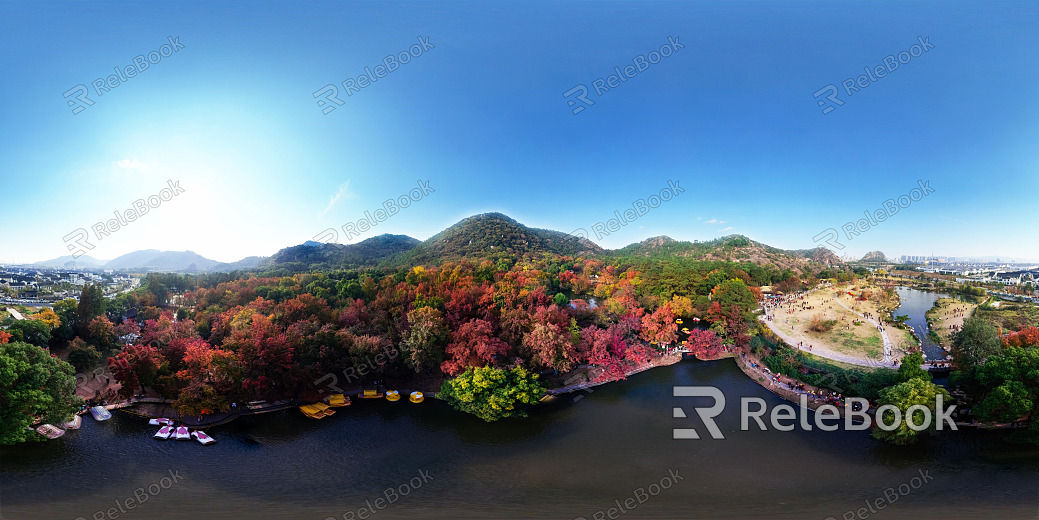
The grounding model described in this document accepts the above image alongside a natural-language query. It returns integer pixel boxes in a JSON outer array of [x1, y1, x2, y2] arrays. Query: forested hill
[[387, 213, 604, 266], [259, 213, 839, 275], [263, 234, 420, 271], [610, 234, 842, 271]]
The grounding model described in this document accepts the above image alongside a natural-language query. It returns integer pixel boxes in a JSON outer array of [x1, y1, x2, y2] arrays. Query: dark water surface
[[894, 287, 952, 361], [2, 360, 1037, 519]]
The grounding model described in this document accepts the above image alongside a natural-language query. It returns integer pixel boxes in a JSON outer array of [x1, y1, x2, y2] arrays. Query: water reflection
[[2, 359, 1036, 520]]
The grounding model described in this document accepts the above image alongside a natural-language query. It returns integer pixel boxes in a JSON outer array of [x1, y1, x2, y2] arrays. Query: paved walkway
[[121, 399, 297, 428], [758, 314, 896, 369]]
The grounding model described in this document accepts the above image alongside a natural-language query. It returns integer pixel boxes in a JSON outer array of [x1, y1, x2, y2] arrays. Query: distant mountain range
[[18, 212, 869, 274], [32, 250, 264, 272]]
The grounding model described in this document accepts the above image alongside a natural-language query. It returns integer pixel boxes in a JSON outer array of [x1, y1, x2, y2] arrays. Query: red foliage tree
[[230, 314, 295, 400], [685, 329, 723, 359], [723, 304, 750, 350], [108, 344, 164, 398], [1005, 326, 1039, 348], [441, 319, 509, 376], [640, 304, 677, 347], [579, 325, 629, 382], [523, 322, 576, 373]]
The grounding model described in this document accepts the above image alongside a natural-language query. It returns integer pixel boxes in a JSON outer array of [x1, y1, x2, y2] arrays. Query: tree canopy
[[438, 365, 545, 422], [0, 341, 83, 445]]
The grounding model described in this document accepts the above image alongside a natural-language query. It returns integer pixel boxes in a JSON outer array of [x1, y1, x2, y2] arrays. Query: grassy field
[[975, 299, 1039, 331], [767, 280, 909, 364], [925, 297, 978, 347], [829, 330, 883, 359]]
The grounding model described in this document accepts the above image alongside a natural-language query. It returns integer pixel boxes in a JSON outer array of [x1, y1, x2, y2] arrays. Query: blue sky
[[1, 1, 1037, 264]]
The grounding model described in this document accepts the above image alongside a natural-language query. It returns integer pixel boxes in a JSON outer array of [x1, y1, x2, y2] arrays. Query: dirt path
[[758, 314, 895, 368]]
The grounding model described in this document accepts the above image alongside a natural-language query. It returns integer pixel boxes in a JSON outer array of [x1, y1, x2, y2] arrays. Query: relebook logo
[[672, 386, 956, 440]]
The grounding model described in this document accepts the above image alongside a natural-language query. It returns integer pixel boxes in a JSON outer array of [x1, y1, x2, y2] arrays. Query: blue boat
[[89, 406, 112, 421]]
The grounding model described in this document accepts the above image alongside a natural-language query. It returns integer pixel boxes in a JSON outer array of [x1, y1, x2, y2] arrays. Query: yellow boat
[[358, 389, 384, 399], [676, 319, 683, 324], [385, 390, 400, 402], [299, 402, 335, 419], [409, 391, 424, 403], [327, 393, 351, 407]]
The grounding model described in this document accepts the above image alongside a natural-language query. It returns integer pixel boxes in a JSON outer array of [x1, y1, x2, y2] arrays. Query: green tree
[[0, 341, 83, 445], [6, 319, 52, 348], [711, 278, 757, 315], [871, 378, 951, 445], [66, 338, 101, 373], [51, 298, 79, 345], [972, 346, 1039, 431], [951, 316, 1002, 369], [439, 365, 545, 422], [553, 292, 569, 307], [896, 351, 930, 383], [76, 283, 107, 337]]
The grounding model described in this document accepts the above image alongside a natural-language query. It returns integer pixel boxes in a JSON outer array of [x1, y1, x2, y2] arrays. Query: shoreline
[[80, 346, 1015, 433]]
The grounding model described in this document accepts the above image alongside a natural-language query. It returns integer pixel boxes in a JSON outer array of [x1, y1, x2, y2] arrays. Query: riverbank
[[547, 351, 687, 396], [925, 297, 977, 348], [733, 348, 855, 414]]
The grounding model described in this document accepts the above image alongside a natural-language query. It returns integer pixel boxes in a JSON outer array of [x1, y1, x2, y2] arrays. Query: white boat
[[35, 424, 65, 439], [148, 418, 174, 426], [90, 406, 112, 421], [173, 425, 191, 440], [154, 425, 173, 439], [191, 430, 216, 445], [64, 415, 82, 430]]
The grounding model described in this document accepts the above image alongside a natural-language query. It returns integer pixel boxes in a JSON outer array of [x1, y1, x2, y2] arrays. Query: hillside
[[264, 234, 420, 271], [392, 213, 604, 266], [786, 246, 843, 267], [614, 234, 841, 273], [34, 254, 107, 268], [860, 251, 887, 262], [211, 256, 266, 272], [104, 250, 221, 271], [29, 214, 850, 275]]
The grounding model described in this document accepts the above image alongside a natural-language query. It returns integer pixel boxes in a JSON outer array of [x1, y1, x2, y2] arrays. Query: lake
[[2, 359, 1036, 519]]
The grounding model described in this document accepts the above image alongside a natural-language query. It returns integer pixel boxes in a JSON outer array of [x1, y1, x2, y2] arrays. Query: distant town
[[0, 266, 140, 306]]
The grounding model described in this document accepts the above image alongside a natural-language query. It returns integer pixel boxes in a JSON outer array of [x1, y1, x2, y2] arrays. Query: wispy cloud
[[116, 158, 146, 170], [319, 181, 354, 217], [705, 218, 726, 224], [721, 226, 734, 231]]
